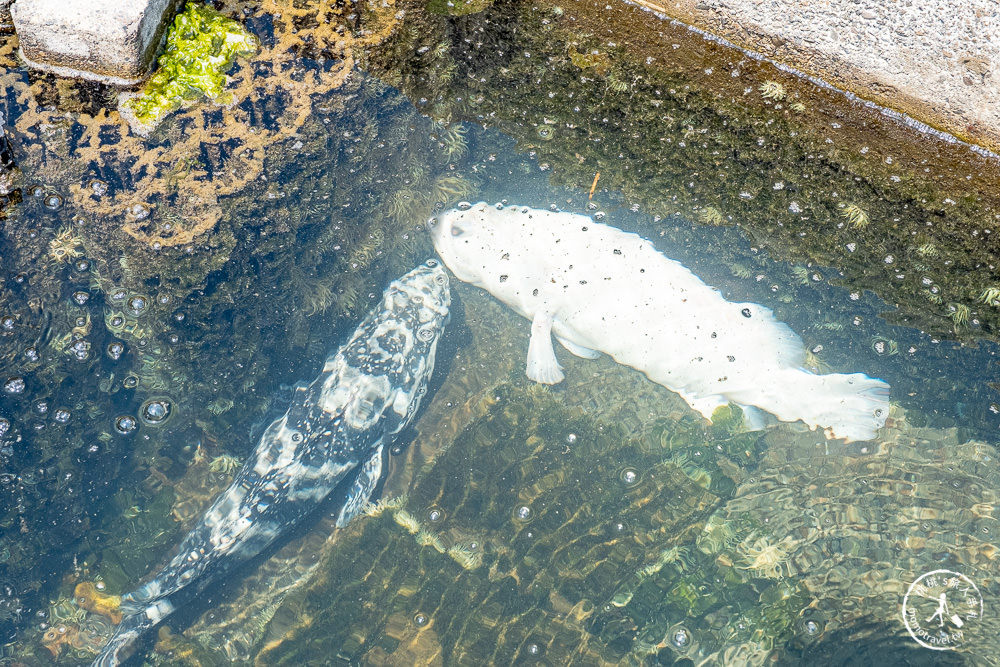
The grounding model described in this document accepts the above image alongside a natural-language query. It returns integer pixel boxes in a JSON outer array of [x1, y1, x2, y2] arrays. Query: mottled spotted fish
[[92, 260, 450, 666], [431, 202, 889, 441]]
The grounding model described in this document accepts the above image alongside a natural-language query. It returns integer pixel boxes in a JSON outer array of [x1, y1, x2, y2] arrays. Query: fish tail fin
[[91, 599, 174, 667], [732, 369, 890, 442]]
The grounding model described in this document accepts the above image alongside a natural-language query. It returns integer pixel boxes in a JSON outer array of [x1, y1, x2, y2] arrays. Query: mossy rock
[[121, 3, 259, 134]]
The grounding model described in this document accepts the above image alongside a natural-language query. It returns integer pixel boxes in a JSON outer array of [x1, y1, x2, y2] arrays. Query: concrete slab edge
[[627, 0, 1000, 158], [17, 47, 146, 87], [10, 0, 187, 86]]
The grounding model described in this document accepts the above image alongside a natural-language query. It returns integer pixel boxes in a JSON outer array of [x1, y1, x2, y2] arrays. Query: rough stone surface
[[630, 0, 1000, 155], [10, 0, 185, 85]]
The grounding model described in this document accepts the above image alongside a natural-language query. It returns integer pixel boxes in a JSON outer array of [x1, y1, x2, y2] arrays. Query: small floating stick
[[589, 172, 600, 200]]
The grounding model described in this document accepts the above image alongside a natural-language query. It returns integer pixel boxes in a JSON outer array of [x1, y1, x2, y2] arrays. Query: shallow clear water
[[1, 0, 1000, 665]]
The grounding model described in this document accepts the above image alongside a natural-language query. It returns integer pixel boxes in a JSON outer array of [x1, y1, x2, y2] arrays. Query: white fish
[[430, 202, 889, 441]]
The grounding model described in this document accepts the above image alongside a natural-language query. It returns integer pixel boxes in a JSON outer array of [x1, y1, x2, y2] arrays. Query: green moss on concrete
[[121, 3, 259, 132]]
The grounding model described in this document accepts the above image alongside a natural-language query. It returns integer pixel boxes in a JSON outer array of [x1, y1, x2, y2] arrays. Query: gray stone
[[10, 0, 185, 85]]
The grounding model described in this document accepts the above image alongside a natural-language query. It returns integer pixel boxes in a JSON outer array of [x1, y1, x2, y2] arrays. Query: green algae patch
[[120, 3, 260, 136]]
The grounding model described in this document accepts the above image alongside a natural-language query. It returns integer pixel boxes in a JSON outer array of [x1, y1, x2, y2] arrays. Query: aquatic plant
[[606, 70, 632, 93], [415, 529, 447, 553], [362, 494, 408, 518], [840, 203, 869, 228], [447, 543, 483, 570], [393, 509, 422, 534], [697, 205, 725, 226], [348, 228, 386, 271], [736, 534, 795, 580], [729, 263, 752, 279], [120, 4, 260, 134], [435, 122, 469, 160], [758, 80, 786, 100], [47, 226, 85, 263], [567, 45, 612, 75], [870, 336, 898, 356], [791, 265, 811, 285], [428, 174, 475, 208], [949, 302, 970, 330], [208, 454, 241, 474], [978, 286, 1000, 306]]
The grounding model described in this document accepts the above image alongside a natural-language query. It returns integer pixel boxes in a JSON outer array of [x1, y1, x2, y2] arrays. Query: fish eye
[[426, 259, 438, 267], [434, 274, 447, 285]]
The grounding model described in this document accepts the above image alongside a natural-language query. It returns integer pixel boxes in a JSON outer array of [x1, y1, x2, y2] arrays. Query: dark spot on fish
[[500, 275, 508, 283], [741, 308, 752, 318], [579, 280, 587, 285], [727, 355, 735, 362], [711, 332, 717, 338], [613, 249, 622, 255], [640, 268, 645, 273], [501, 252, 509, 260], [532, 289, 539, 296], [582, 226, 588, 231]]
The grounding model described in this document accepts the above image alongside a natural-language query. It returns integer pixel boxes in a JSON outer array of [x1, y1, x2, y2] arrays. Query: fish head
[[386, 259, 451, 322], [375, 259, 452, 431], [379, 260, 451, 360], [428, 201, 523, 289]]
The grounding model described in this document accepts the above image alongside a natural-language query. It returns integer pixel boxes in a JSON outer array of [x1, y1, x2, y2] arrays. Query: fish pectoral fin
[[526, 310, 565, 384], [335, 443, 385, 527], [556, 335, 601, 359]]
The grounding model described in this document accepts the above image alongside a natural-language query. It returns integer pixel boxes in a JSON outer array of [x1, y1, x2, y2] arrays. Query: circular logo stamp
[[902, 569, 983, 650]]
